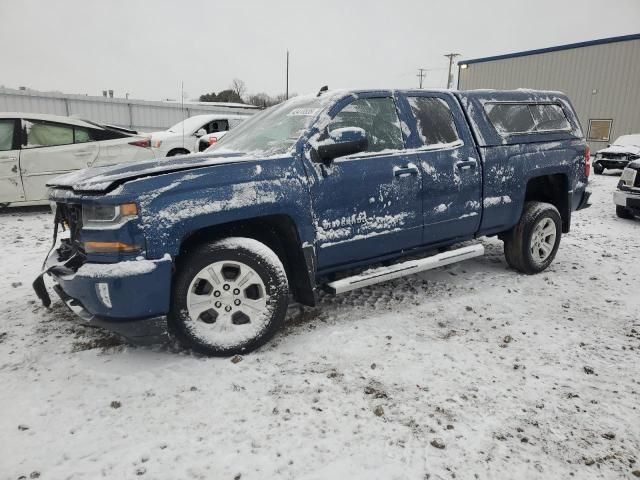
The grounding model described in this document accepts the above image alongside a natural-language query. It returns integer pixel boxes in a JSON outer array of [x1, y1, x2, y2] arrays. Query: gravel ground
[[0, 172, 638, 480]]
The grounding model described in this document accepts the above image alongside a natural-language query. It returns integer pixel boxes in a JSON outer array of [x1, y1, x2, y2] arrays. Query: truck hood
[[47, 152, 252, 193], [597, 144, 640, 156]]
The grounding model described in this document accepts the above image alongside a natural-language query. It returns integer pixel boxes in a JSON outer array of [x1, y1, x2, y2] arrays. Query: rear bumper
[[576, 188, 592, 211], [34, 250, 173, 343]]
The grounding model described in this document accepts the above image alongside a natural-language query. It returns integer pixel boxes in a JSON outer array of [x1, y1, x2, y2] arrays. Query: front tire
[[616, 205, 634, 219], [169, 237, 289, 356], [503, 202, 562, 274], [593, 162, 605, 175]]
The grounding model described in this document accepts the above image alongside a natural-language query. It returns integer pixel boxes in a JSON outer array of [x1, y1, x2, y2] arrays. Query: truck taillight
[[584, 146, 591, 176], [208, 137, 218, 145], [129, 138, 151, 148]]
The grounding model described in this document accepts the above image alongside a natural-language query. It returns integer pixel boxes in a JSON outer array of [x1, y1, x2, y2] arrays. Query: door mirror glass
[[315, 127, 368, 162], [195, 128, 207, 138]]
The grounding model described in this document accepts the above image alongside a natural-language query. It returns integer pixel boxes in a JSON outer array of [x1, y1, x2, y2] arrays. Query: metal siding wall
[[459, 39, 640, 151], [0, 88, 258, 132]]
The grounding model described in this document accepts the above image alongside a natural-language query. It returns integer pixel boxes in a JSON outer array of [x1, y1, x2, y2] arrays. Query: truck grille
[[58, 204, 83, 242], [601, 153, 627, 160], [55, 203, 86, 265]]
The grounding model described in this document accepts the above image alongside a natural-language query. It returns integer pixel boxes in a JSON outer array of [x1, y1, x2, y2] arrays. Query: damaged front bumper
[[614, 189, 640, 212], [33, 250, 173, 344]]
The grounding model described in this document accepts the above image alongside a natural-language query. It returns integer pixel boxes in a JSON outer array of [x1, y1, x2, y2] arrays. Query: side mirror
[[315, 127, 368, 163], [195, 128, 207, 138]]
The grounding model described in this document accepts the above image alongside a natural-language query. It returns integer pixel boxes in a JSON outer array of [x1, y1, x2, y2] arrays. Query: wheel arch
[[167, 147, 191, 157], [524, 173, 571, 233], [177, 214, 317, 306]]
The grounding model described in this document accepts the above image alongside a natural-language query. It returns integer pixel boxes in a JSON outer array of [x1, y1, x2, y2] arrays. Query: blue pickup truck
[[34, 88, 591, 355]]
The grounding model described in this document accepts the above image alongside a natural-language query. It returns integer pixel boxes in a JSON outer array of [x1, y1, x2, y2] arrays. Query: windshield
[[207, 96, 324, 156], [612, 134, 640, 147]]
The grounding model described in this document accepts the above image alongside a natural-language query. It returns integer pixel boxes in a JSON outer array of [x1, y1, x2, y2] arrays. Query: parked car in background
[[614, 159, 640, 219], [150, 115, 248, 157], [197, 131, 230, 152], [0, 113, 155, 207], [593, 134, 640, 174], [37, 88, 591, 356]]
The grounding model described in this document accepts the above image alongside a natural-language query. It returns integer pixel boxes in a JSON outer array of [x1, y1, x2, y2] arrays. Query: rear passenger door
[[0, 118, 24, 203], [401, 93, 482, 245], [19, 119, 99, 202]]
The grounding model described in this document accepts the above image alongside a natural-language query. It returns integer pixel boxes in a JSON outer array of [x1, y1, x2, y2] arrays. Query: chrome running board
[[326, 244, 485, 295]]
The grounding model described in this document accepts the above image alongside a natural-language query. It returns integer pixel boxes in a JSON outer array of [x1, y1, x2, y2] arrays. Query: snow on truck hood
[[47, 152, 256, 193]]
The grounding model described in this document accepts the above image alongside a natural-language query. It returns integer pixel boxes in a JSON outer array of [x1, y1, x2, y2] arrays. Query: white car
[[0, 113, 156, 207], [150, 114, 248, 157]]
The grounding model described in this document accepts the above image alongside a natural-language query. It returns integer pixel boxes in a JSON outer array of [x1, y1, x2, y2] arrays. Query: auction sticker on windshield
[[288, 108, 319, 116]]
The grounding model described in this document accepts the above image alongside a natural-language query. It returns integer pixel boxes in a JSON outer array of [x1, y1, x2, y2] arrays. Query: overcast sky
[[1, 0, 639, 101]]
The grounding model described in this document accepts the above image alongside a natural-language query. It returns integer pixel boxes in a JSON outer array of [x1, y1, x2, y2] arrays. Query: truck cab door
[[0, 118, 25, 204], [307, 94, 423, 269], [400, 93, 482, 245]]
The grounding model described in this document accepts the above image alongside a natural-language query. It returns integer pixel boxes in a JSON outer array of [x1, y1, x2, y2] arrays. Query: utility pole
[[444, 53, 461, 89], [286, 50, 289, 100], [416, 68, 426, 89]]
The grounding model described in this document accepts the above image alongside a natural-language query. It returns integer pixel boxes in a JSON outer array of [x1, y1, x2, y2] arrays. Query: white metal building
[[457, 33, 640, 151], [0, 87, 259, 132]]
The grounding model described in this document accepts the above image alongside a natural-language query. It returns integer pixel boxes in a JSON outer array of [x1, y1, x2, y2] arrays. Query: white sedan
[[0, 113, 156, 206], [150, 114, 248, 157]]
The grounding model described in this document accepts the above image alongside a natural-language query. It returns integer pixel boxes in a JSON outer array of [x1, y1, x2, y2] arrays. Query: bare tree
[[231, 79, 247, 100], [246, 92, 296, 108]]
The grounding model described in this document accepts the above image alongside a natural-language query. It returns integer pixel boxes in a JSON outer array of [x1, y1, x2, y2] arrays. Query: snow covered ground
[[0, 173, 638, 480]]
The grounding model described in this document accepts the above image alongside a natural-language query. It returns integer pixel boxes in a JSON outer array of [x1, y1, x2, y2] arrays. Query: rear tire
[[593, 162, 605, 175], [169, 237, 289, 356], [616, 205, 634, 219], [503, 201, 562, 274]]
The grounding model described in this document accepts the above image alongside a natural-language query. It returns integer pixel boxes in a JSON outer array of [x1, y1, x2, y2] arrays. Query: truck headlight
[[595, 153, 602, 160], [82, 203, 138, 228]]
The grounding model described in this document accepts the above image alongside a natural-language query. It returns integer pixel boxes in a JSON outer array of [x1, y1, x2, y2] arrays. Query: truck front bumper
[[614, 189, 640, 212], [33, 251, 173, 344], [596, 159, 629, 170]]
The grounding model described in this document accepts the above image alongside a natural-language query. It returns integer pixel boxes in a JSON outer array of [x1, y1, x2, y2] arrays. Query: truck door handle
[[456, 158, 477, 170], [11, 164, 18, 173], [393, 165, 419, 177]]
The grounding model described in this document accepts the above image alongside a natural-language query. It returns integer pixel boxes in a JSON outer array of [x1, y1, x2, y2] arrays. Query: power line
[[444, 53, 461, 89]]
